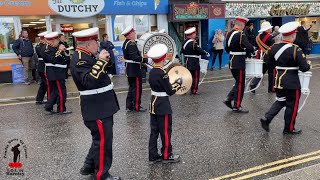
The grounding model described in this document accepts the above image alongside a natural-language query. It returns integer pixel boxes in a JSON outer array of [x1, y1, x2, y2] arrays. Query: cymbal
[[167, 66, 192, 95]]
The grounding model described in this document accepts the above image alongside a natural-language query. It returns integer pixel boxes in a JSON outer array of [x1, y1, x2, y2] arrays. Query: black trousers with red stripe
[[45, 79, 66, 112], [250, 64, 275, 92], [227, 69, 246, 109], [126, 76, 142, 111], [149, 114, 172, 160], [36, 72, 48, 102], [84, 117, 113, 180], [190, 70, 200, 94], [264, 89, 301, 132]]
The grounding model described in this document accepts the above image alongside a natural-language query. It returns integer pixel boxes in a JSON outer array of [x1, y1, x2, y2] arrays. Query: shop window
[[113, 15, 133, 42], [20, 16, 46, 44], [0, 17, 16, 54], [134, 15, 150, 39]]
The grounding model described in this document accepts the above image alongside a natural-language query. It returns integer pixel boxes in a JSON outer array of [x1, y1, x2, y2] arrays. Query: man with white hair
[[223, 16, 254, 113], [250, 21, 276, 93], [260, 21, 311, 134], [272, 26, 282, 43]]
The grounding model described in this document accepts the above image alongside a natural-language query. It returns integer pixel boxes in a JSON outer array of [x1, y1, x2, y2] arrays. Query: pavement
[[0, 55, 320, 180], [267, 164, 320, 180]]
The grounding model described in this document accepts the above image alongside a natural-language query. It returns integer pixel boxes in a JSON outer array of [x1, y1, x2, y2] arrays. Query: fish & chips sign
[[48, 0, 105, 18]]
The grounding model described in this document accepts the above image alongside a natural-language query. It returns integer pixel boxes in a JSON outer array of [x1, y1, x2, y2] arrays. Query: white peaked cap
[[279, 22, 299, 36], [72, 27, 99, 41], [44, 32, 59, 40], [258, 21, 273, 33], [147, 44, 168, 62], [37, 31, 48, 37], [121, 26, 134, 35], [184, 27, 196, 35], [235, 16, 249, 23]]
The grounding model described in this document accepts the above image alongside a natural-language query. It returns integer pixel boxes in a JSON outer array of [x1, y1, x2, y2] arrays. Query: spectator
[[272, 26, 282, 44], [294, 21, 312, 55], [245, 23, 256, 47], [211, 29, 224, 70], [12, 29, 34, 85], [100, 33, 116, 75], [58, 34, 71, 78]]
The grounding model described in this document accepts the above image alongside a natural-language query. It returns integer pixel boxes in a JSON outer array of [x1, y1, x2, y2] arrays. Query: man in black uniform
[[42, 32, 71, 114], [250, 21, 276, 93], [223, 16, 254, 113], [71, 27, 121, 180], [260, 22, 311, 134], [181, 27, 209, 95], [35, 31, 49, 104], [147, 44, 182, 164], [121, 26, 149, 112]]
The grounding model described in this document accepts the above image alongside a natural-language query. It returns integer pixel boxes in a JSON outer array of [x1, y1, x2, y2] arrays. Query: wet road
[[1, 67, 320, 180]]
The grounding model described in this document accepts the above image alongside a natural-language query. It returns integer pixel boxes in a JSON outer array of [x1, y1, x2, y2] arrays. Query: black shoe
[[283, 129, 302, 135], [162, 154, 181, 164], [45, 109, 57, 114], [223, 100, 232, 110], [79, 164, 94, 175], [232, 107, 249, 113], [260, 118, 270, 132], [58, 111, 72, 115], [135, 106, 147, 112], [36, 101, 45, 105], [105, 175, 121, 180], [149, 155, 163, 165]]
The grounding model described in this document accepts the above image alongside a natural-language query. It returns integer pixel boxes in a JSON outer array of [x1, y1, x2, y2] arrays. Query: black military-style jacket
[[35, 40, 46, 73], [225, 28, 254, 69], [122, 39, 148, 77], [181, 38, 207, 71], [41, 43, 67, 81], [266, 40, 310, 89], [71, 47, 119, 121], [256, 32, 275, 61], [148, 67, 180, 115]]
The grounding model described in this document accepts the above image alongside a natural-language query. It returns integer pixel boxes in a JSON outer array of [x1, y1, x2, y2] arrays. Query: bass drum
[[166, 64, 192, 95], [137, 32, 177, 67]]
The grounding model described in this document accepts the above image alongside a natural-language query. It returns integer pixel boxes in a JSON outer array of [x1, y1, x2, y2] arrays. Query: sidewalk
[[0, 68, 232, 103], [267, 163, 320, 180]]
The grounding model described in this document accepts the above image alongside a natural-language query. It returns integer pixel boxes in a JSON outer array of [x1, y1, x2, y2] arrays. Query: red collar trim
[[76, 47, 92, 56], [39, 40, 46, 44], [233, 27, 240, 31], [46, 42, 55, 47], [153, 65, 163, 69], [282, 40, 293, 44]]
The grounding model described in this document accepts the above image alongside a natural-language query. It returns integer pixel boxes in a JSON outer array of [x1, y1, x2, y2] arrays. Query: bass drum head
[[137, 32, 177, 67], [167, 65, 192, 95]]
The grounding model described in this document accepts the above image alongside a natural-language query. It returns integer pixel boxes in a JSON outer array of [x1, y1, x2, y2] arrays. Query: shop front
[[0, 0, 169, 83]]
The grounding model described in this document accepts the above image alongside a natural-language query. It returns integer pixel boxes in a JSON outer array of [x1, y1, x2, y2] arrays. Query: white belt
[[151, 90, 169, 97], [184, 55, 200, 59], [230, 51, 246, 55], [38, 58, 43, 61], [79, 83, 114, 96], [276, 66, 298, 70], [45, 63, 67, 68], [124, 60, 141, 64]]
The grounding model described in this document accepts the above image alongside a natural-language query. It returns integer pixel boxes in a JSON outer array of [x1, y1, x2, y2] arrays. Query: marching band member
[[223, 16, 254, 113], [71, 27, 121, 180], [181, 27, 209, 95], [42, 32, 71, 114], [260, 22, 311, 134], [121, 26, 149, 112], [35, 31, 49, 104], [250, 21, 276, 93], [148, 43, 182, 164]]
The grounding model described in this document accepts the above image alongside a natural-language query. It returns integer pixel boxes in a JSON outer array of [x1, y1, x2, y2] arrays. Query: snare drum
[[298, 71, 312, 95], [245, 58, 264, 78]]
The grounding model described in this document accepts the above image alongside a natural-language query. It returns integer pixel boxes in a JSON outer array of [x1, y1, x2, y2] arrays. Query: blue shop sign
[[101, 0, 168, 14]]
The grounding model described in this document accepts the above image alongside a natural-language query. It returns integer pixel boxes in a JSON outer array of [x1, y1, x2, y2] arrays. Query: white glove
[[147, 58, 154, 65], [206, 52, 210, 57]]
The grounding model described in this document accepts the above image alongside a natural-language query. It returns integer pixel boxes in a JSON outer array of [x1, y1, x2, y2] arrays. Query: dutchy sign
[[48, 0, 105, 18], [270, 5, 310, 16]]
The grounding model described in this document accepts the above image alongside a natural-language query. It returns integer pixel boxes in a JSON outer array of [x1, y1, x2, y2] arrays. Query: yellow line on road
[[233, 154, 320, 180], [210, 149, 320, 180]]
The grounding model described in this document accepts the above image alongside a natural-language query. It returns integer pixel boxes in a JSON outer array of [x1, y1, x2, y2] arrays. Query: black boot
[[260, 118, 270, 132], [79, 164, 94, 175], [232, 107, 249, 113], [223, 99, 232, 110], [162, 154, 181, 164], [283, 129, 302, 135]]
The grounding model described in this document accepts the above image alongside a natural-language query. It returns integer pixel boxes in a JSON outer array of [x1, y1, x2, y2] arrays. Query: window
[[113, 15, 133, 42], [134, 15, 150, 39], [0, 17, 16, 54]]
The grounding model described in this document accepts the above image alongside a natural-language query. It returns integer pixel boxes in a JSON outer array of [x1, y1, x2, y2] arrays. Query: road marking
[[233, 154, 320, 180], [210, 149, 320, 180]]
